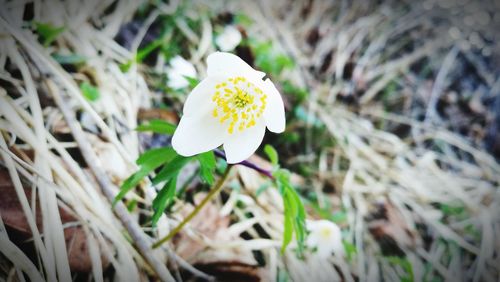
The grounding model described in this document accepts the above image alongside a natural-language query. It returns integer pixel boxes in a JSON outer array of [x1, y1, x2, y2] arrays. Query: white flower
[[166, 55, 197, 89], [172, 52, 285, 164], [215, 25, 242, 52], [306, 220, 343, 258]]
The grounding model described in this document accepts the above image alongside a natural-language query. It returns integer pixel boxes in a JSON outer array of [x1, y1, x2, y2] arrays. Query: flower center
[[211, 76, 267, 134], [319, 228, 332, 239]]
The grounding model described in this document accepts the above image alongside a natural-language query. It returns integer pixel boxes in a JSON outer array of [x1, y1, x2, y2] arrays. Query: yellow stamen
[[211, 76, 268, 134]]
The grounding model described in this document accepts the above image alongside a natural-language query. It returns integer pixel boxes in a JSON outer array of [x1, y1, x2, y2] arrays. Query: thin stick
[[152, 165, 232, 249], [47, 80, 175, 282]]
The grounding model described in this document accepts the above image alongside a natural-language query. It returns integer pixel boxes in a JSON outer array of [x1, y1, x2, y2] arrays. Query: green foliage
[[34, 22, 65, 46], [234, 13, 253, 27], [152, 155, 192, 185], [250, 40, 294, 77], [183, 76, 200, 89], [114, 147, 177, 205], [439, 203, 465, 216], [342, 240, 357, 262], [137, 38, 163, 62], [386, 256, 414, 282], [136, 119, 176, 135], [274, 169, 306, 255], [197, 151, 216, 185], [126, 199, 138, 212], [282, 80, 308, 103], [79, 82, 100, 102], [151, 177, 177, 226], [264, 144, 279, 166]]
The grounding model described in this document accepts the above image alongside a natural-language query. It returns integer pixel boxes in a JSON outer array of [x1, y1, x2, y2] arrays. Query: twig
[[152, 165, 232, 249], [47, 80, 176, 282]]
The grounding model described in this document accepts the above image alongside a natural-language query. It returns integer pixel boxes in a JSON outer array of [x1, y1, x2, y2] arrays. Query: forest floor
[[0, 0, 499, 281]]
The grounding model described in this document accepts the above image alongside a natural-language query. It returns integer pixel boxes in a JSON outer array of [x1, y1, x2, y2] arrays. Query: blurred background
[[0, 0, 499, 281]]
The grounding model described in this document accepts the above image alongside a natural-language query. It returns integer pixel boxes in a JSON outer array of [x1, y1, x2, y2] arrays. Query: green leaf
[[275, 169, 306, 255], [275, 54, 295, 71], [136, 39, 163, 62], [114, 147, 177, 205], [120, 60, 133, 72], [282, 80, 308, 103], [216, 158, 228, 174], [126, 199, 138, 212], [80, 82, 100, 102], [136, 119, 176, 135], [197, 151, 216, 185], [152, 155, 192, 185], [183, 76, 199, 88], [290, 190, 306, 254], [264, 144, 279, 166], [342, 240, 356, 262], [234, 13, 253, 27], [52, 53, 87, 65], [281, 194, 294, 253], [250, 40, 294, 76], [151, 177, 177, 226], [34, 22, 65, 46], [386, 256, 414, 282]]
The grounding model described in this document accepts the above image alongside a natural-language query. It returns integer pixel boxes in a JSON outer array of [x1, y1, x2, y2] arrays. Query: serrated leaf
[[80, 82, 100, 101], [281, 197, 294, 253], [136, 119, 176, 135], [276, 169, 306, 255], [264, 144, 279, 166], [151, 177, 177, 226], [136, 147, 176, 165], [114, 147, 176, 205], [197, 151, 216, 185], [34, 22, 65, 46], [152, 155, 192, 185]]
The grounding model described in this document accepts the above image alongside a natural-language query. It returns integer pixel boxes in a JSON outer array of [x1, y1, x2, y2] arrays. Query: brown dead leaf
[[173, 193, 270, 281], [173, 193, 231, 261], [0, 168, 108, 273], [190, 261, 265, 282], [138, 108, 178, 124], [367, 198, 416, 256]]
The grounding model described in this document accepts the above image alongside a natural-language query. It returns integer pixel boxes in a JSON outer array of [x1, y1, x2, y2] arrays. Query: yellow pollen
[[211, 76, 268, 134]]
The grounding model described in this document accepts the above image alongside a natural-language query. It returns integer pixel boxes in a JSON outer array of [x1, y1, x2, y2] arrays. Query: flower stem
[[214, 149, 274, 180], [152, 165, 233, 249]]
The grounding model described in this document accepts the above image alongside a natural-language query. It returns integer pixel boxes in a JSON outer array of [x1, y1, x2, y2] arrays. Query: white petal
[[170, 56, 197, 78], [306, 233, 320, 248], [316, 245, 333, 258], [167, 56, 197, 89], [172, 110, 227, 157], [167, 72, 189, 89], [207, 52, 265, 80], [262, 79, 286, 133], [223, 123, 266, 164], [182, 76, 221, 116], [215, 26, 242, 52]]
